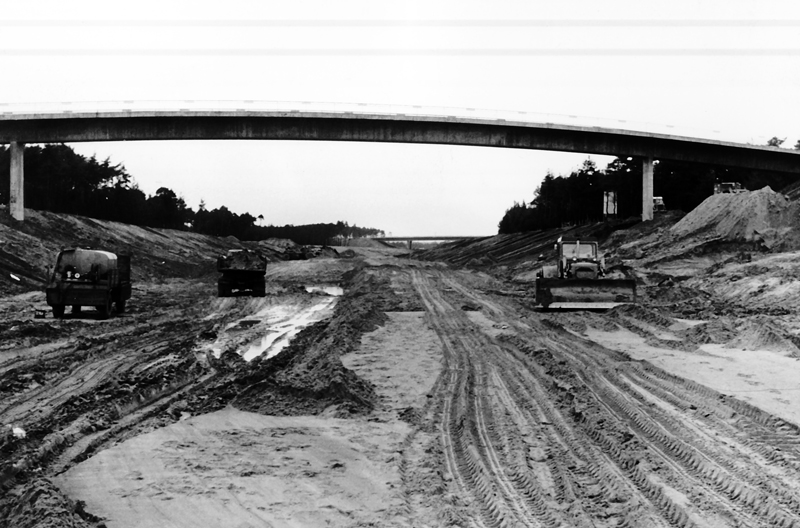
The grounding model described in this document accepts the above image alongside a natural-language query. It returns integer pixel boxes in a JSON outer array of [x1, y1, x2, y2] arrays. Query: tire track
[[408, 267, 800, 527], [412, 269, 669, 527], [414, 269, 544, 527]]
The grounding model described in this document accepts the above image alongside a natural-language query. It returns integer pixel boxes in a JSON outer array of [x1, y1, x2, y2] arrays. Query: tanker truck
[[46, 248, 132, 319]]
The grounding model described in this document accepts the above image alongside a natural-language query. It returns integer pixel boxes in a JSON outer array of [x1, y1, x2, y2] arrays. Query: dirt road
[[3, 249, 800, 527], [404, 267, 800, 527]]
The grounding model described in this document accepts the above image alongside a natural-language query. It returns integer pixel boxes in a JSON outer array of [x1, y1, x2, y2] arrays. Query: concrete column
[[642, 157, 653, 221], [9, 141, 25, 221]]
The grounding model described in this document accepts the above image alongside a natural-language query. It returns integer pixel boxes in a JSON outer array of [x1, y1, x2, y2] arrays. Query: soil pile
[[679, 318, 738, 345], [670, 187, 800, 250], [185, 268, 391, 418], [217, 249, 267, 271], [257, 238, 299, 258], [259, 238, 298, 250], [725, 316, 800, 356], [0, 478, 95, 528]]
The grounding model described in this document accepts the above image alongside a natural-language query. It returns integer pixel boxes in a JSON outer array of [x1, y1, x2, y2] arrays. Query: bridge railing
[[0, 99, 763, 144]]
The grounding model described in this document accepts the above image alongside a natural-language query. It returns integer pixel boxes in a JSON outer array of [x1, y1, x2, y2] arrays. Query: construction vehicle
[[714, 182, 746, 194], [46, 248, 131, 319], [535, 237, 637, 309], [217, 249, 267, 297], [653, 196, 666, 212]]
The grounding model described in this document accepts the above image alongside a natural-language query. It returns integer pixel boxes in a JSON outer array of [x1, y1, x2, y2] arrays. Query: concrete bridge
[[376, 236, 486, 249], [2, 101, 799, 222]]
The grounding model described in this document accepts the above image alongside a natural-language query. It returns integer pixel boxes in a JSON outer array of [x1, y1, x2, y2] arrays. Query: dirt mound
[[257, 238, 299, 256], [679, 319, 737, 345], [606, 303, 675, 329], [260, 238, 298, 249], [670, 187, 800, 250], [725, 316, 800, 356], [217, 249, 267, 271], [311, 246, 339, 258], [192, 269, 393, 417], [644, 278, 712, 304], [0, 477, 94, 528]]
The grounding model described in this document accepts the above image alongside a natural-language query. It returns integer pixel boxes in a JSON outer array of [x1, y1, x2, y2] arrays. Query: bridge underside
[[3, 113, 799, 222]]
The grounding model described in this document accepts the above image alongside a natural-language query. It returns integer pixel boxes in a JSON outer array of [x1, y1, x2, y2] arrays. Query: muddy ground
[[2, 190, 800, 527]]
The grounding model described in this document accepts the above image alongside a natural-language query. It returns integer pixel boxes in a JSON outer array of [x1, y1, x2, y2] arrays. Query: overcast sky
[[2, 1, 800, 236]]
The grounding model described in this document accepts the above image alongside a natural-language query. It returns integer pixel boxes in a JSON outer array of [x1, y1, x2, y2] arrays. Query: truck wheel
[[52, 304, 65, 318], [218, 284, 229, 297], [97, 294, 112, 320], [115, 299, 126, 314], [72, 305, 82, 314]]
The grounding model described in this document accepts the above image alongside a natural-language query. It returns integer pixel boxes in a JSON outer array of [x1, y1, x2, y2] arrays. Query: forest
[[3, 143, 797, 241], [0, 144, 384, 244], [498, 155, 797, 234]]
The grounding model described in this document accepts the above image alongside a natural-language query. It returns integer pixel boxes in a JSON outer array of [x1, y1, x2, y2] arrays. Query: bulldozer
[[535, 237, 637, 309]]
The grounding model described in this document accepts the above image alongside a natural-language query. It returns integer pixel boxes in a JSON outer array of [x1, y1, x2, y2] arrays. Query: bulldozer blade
[[536, 278, 637, 310]]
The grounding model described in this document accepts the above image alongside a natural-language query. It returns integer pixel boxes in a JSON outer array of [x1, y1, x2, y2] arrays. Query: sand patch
[[54, 408, 408, 528], [585, 327, 800, 427], [342, 311, 443, 414]]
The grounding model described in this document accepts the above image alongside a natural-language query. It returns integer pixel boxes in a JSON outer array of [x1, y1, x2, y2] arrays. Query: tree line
[[498, 156, 796, 234], [0, 144, 384, 244]]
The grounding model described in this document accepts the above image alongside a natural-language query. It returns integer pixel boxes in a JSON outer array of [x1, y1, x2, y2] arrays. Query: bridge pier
[[9, 141, 24, 221], [642, 157, 653, 221]]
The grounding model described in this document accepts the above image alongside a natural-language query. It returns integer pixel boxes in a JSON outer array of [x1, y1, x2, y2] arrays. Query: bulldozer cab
[[560, 241, 597, 259]]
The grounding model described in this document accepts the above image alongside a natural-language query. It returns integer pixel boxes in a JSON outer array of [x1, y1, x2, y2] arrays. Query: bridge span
[[376, 236, 486, 249], [2, 101, 799, 222]]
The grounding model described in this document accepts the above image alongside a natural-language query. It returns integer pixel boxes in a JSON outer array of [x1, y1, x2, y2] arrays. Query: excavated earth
[[2, 188, 800, 528]]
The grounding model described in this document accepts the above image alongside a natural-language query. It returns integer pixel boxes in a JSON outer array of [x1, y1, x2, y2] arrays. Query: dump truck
[[217, 249, 267, 297], [46, 248, 131, 319], [535, 237, 637, 309]]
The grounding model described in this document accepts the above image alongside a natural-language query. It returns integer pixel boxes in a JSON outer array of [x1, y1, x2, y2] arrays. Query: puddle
[[242, 297, 337, 361], [205, 287, 344, 362], [305, 285, 344, 296]]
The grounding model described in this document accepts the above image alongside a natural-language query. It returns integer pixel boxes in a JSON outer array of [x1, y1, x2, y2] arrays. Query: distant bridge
[[2, 101, 799, 222], [376, 236, 487, 249]]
